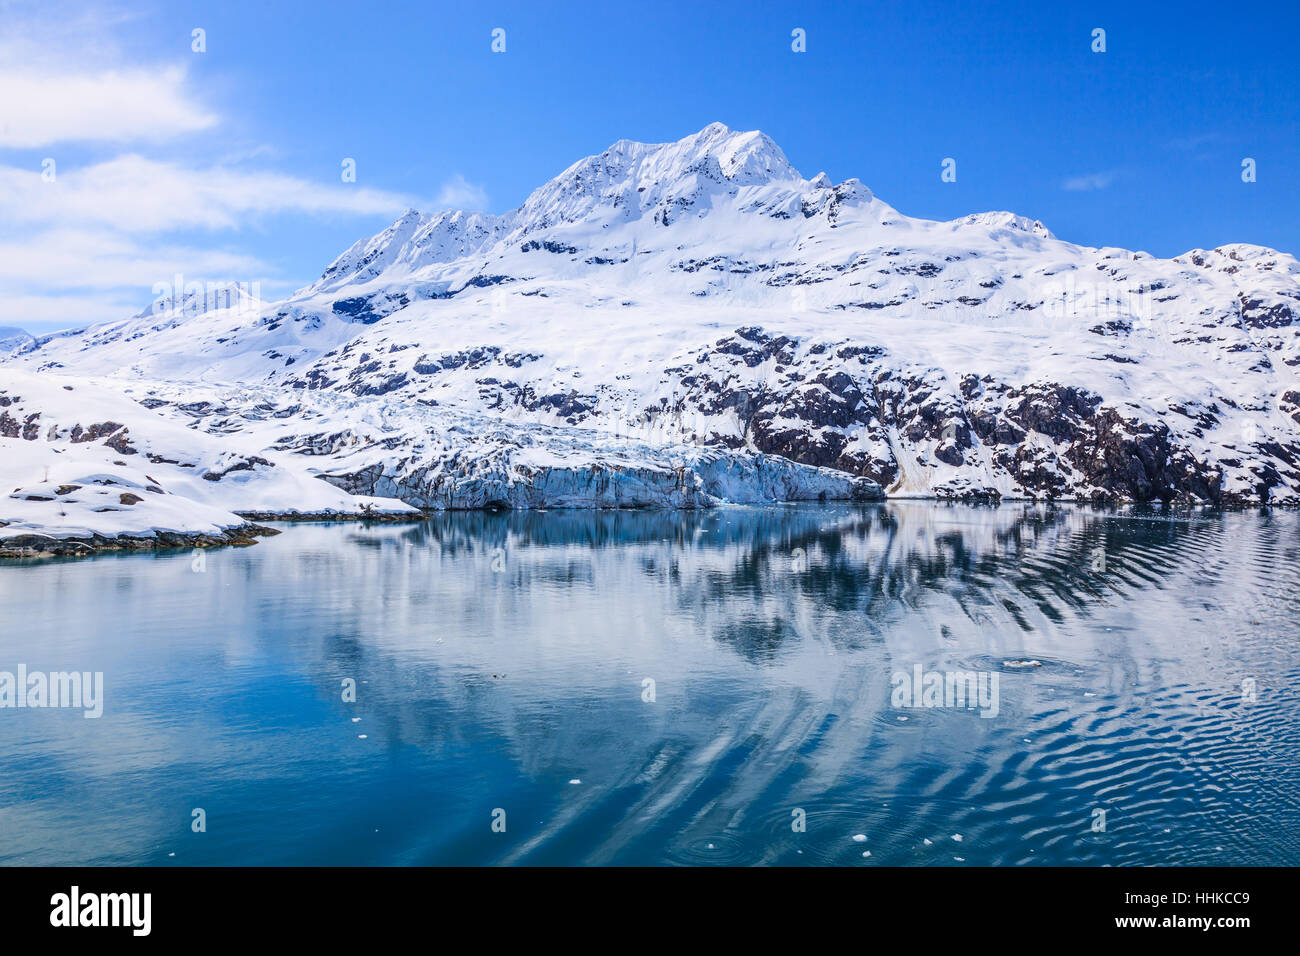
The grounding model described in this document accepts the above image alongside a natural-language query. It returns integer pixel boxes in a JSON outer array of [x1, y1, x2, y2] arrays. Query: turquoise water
[[1, 503, 1298, 866]]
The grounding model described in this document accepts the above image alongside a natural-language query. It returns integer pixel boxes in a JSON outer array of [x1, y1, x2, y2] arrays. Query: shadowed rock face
[[605, 329, 1294, 505]]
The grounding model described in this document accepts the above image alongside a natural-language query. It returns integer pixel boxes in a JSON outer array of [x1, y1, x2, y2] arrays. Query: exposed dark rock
[[0, 523, 280, 559]]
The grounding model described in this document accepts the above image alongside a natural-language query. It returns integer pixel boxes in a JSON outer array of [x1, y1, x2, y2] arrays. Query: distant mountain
[[0, 326, 36, 358], [5, 122, 1300, 548]]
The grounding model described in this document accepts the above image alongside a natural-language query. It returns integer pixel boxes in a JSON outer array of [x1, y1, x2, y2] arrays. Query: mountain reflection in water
[[1, 502, 1297, 866]]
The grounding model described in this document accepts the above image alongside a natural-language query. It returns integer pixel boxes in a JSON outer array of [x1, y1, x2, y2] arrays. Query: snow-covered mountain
[[5, 122, 1300, 549], [0, 327, 36, 359]]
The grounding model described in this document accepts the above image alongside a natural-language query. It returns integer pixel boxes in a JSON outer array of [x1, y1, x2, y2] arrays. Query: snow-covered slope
[[0, 371, 422, 554], [0, 367, 881, 550], [5, 122, 1300, 545]]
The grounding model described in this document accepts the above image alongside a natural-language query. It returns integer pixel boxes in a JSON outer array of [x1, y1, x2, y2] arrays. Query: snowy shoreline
[[0, 522, 279, 559], [7, 492, 1295, 561]]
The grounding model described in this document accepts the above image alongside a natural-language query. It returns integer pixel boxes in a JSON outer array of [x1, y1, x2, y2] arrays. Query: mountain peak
[[653, 122, 800, 184], [953, 211, 1055, 241], [507, 123, 804, 236]]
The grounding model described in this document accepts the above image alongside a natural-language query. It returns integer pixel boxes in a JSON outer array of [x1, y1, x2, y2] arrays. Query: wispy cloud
[[0, 228, 271, 289], [0, 227, 277, 329], [0, 4, 421, 333], [0, 156, 414, 330], [0, 156, 415, 232], [0, 292, 155, 330], [1062, 171, 1117, 192], [1167, 132, 1222, 152], [433, 174, 489, 211], [0, 66, 217, 148]]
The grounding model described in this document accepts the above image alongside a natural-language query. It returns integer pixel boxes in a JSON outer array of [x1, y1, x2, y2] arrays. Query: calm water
[[1, 503, 1298, 866]]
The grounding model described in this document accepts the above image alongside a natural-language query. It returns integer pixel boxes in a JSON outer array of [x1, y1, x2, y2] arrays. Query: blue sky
[[2, 0, 1297, 333]]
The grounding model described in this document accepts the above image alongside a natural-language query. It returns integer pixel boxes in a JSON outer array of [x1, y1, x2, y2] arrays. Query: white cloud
[[1062, 171, 1117, 192], [0, 66, 218, 148], [0, 292, 143, 330], [0, 156, 416, 232], [0, 227, 285, 331], [0, 3, 422, 333], [433, 174, 489, 211], [1167, 132, 1221, 152], [0, 228, 271, 289], [0, 156, 416, 331]]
